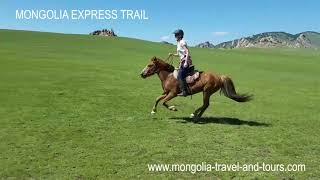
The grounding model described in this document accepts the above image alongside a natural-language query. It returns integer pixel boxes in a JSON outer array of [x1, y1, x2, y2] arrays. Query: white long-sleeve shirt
[[177, 39, 188, 59], [177, 39, 192, 68]]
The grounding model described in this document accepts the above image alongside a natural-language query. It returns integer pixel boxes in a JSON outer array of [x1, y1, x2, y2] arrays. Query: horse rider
[[168, 29, 193, 97]]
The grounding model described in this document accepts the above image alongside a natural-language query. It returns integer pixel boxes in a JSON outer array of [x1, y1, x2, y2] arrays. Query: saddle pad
[[173, 69, 200, 84]]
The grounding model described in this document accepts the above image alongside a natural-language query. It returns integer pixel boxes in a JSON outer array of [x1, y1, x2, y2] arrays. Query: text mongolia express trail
[[15, 9, 149, 20]]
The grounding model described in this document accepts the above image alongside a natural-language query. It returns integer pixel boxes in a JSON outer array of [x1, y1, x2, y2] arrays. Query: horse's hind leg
[[151, 94, 167, 114], [191, 106, 202, 118], [162, 92, 177, 111], [192, 91, 211, 118], [197, 93, 210, 118]]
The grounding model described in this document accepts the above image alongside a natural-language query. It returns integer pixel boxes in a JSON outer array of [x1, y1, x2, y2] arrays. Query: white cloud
[[160, 35, 170, 41], [212, 31, 229, 36]]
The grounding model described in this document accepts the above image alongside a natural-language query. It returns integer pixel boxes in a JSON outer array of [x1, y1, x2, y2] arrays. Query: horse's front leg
[[151, 94, 166, 114], [162, 92, 178, 111]]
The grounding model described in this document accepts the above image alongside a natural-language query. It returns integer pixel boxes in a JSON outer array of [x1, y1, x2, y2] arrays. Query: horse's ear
[[151, 56, 157, 62]]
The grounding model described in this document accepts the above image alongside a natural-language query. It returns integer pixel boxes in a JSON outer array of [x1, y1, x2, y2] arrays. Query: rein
[[164, 55, 174, 66]]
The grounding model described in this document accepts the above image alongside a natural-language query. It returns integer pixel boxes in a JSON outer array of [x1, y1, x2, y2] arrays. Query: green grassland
[[0, 29, 319, 179]]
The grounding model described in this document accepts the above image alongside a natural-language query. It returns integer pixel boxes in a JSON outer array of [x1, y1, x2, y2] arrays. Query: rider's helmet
[[173, 29, 184, 39]]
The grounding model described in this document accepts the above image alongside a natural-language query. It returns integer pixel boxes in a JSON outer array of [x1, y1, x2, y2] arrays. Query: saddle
[[173, 65, 200, 84]]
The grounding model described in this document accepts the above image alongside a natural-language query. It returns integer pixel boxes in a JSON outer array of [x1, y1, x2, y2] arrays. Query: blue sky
[[1, 0, 320, 45]]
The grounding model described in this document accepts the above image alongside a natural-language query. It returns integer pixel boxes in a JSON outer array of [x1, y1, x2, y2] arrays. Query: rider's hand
[[168, 53, 173, 56], [183, 62, 188, 68]]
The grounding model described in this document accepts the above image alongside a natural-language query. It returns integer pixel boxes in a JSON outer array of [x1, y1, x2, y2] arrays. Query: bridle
[[143, 56, 174, 77]]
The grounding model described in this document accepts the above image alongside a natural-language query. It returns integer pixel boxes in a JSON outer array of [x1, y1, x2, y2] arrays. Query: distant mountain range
[[161, 41, 174, 45], [196, 31, 320, 49]]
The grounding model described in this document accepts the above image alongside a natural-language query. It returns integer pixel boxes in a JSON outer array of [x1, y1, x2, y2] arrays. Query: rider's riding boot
[[177, 78, 189, 97]]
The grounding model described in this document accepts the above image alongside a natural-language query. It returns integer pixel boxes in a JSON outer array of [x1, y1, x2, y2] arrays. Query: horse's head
[[140, 56, 174, 78]]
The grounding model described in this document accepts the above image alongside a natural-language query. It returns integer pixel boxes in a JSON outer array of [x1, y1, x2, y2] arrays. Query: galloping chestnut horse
[[140, 56, 252, 119]]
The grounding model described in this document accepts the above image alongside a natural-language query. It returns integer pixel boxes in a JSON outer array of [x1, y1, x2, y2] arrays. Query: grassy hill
[[0, 29, 319, 179], [299, 31, 320, 46]]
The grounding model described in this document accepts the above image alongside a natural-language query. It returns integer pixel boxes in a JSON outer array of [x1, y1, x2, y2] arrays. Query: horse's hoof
[[151, 110, 156, 115], [168, 106, 177, 111], [191, 114, 201, 122], [193, 116, 200, 123]]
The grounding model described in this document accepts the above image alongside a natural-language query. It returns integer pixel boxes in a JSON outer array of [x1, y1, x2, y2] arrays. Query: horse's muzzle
[[140, 73, 147, 78]]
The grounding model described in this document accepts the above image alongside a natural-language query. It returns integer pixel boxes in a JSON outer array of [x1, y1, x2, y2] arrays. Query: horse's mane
[[155, 57, 175, 72]]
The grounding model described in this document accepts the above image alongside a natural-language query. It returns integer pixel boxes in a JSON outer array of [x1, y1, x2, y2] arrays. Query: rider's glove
[[183, 61, 188, 68]]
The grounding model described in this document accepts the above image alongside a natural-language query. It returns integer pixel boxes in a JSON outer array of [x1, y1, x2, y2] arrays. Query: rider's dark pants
[[178, 66, 189, 94], [178, 66, 188, 80]]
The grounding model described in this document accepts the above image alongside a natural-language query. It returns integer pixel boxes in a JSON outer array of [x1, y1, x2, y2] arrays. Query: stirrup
[[177, 91, 189, 97]]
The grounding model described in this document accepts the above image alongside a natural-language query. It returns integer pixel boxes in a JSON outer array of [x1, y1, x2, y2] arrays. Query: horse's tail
[[219, 75, 253, 102]]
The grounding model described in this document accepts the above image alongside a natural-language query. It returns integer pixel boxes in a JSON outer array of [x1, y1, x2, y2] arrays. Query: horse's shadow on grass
[[170, 116, 270, 127]]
